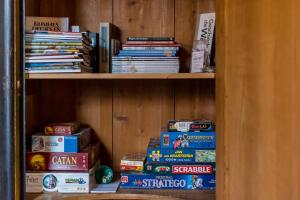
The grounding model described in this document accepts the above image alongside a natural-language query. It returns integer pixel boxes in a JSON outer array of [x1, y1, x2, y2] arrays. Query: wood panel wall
[[216, 0, 300, 199], [25, 0, 216, 171]]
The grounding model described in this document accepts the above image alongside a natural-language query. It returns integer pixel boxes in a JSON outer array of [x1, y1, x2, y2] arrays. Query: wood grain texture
[[25, 0, 40, 16], [74, 0, 113, 32], [175, 79, 215, 121], [175, 0, 215, 70], [113, 0, 175, 42], [26, 189, 215, 200], [75, 80, 113, 166], [216, 0, 300, 200], [113, 80, 174, 170], [39, 0, 75, 24], [26, 73, 216, 80]]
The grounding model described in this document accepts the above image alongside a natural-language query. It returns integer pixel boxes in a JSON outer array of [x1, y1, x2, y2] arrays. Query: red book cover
[[122, 44, 181, 47], [26, 143, 100, 171]]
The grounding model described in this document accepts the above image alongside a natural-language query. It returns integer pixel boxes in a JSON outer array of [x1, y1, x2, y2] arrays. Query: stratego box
[[32, 128, 91, 152], [168, 120, 215, 132], [120, 173, 215, 190], [26, 161, 99, 193], [147, 138, 215, 163], [160, 131, 216, 149], [144, 163, 216, 175], [26, 143, 100, 171]]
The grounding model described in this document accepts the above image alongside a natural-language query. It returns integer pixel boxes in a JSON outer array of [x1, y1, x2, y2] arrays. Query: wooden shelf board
[[26, 189, 215, 200], [25, 73, 215, 80]]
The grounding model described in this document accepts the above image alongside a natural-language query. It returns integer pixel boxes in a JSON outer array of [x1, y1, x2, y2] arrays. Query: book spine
[[123, 46, 179, 51], [126, 41, 175, 45], [127, 37, 175, 41], [99, 23, 110, 73]]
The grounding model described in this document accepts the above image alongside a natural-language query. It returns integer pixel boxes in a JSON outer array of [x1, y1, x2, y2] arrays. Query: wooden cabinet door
[[216, 0, 300, 199], [0, 0, 24, 199]]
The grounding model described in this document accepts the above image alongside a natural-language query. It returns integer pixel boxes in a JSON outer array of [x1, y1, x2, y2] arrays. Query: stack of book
[[112, 37, 180, 73], [26, 122, 101, 193], [120, 120, 216, 190], [25, 31, 93, 73]]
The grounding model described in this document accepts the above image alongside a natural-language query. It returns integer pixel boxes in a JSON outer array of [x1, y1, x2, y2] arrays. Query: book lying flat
[[25, 58, 83, 63], [90, 181, 120, 194]]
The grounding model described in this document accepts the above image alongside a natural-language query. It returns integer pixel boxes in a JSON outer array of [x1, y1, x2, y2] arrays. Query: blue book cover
[[160, 132, 216, 149], [147, 138, 216, 163], [120, 173, 215, 190]]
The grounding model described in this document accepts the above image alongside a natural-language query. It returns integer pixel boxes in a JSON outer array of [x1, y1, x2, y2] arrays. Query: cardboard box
[[120, 153, 146, 172], [32, 128, 91, 152], [168, 120, 215, 132], [120, 173, 215, 190], [26, 161, 99, 193], [147, 138, 215, 163], [44, 122, 80, 135], [160, 131, 216, 149], [26, 143, 100, 171], [144, 163, 216, 175]]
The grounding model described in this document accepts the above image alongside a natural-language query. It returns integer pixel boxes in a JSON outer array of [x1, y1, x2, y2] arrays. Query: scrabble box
[[120, 173, 215, 190], [160, 131, 216, 149], [32, 128, 91, 152], [144, 162, 216, 175], [147, 138, 215, 163]]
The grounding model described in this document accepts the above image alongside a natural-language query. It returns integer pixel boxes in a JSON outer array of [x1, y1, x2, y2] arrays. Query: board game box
[[44, 122, 80, 135], [26, 161, 99, 193], [120, 152, 146, 172], [32, 128, 91, 152], [120, 173, 215, 190], [168, 120, 215, 132], [147, 138, 216, 163], [144, 163, 216, 175], [160, 131, 216, 149], [26, 143, 100, 171]]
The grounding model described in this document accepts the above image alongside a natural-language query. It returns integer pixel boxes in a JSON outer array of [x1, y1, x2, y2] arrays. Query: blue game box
[[147, 138, 216, 163], [160, 131, 216, 149], [32, 128, 91, 153], [120, 173, 215, 190]]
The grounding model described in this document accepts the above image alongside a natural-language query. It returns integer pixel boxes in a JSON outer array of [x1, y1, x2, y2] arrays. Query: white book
[[194, 13, 215, 59]]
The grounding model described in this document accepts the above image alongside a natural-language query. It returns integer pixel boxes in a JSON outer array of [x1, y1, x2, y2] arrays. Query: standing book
[[99, 23, 121, 73], [26, 17, 69, 32]]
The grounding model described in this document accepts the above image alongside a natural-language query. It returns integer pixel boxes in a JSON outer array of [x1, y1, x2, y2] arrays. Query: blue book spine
[[120, 173, 216, 190], [160, 132, 216, 149]]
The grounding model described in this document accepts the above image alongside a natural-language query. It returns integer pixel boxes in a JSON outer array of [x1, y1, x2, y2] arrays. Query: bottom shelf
[[26, 189, 215, 200]]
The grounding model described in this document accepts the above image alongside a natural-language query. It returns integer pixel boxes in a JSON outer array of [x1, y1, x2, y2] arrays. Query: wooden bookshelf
[[26, 73, 215, 80], [26, 189, 215, 200]]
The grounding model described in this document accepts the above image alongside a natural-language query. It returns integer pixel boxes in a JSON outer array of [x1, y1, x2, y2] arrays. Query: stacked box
[[120, 173, 215, 190], [120, 120, 216, 190], [26, 143, 100, 171], [147, 138, 215, 163], [32, 128, 91, 152], [160, 131, 216, 149], [27, 122, 101, 193], [26, 161, 100, 193]]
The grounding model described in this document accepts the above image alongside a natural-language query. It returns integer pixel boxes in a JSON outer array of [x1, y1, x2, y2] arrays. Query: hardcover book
[[26, 17, 69, 32], [194, 13, 215, 66], [99, 23, 121, 73]]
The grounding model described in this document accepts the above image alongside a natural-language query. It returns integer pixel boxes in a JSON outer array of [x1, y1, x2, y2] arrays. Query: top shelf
[[25, 73, 215, 80]]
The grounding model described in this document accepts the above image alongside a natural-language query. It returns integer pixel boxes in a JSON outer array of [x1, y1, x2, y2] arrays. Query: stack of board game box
[[25, 31, 94, 73], [120, 120, 216, 190], [26, 122, 101, 193], [112, 37, 180, 73]]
